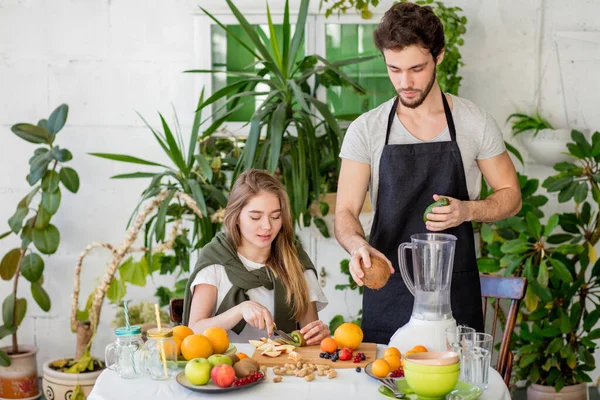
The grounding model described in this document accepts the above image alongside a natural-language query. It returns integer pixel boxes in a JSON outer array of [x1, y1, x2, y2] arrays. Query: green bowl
[[403, 361, 460, 399]]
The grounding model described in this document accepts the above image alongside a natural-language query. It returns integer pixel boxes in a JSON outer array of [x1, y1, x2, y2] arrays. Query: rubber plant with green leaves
[[476, 130, 600, 392], [187, 0, 376, 238], [0, 104, 79, 367]]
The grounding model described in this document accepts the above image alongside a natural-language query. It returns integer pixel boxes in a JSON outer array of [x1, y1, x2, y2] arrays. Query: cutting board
[[251, 342, 377, 369]]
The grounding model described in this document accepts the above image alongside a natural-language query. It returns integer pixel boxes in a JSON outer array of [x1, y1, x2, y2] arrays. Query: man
[[334, 2, 521, 344]]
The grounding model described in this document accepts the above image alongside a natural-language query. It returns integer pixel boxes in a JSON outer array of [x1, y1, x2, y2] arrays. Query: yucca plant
[[89, 90, 231, 307], [187, 0, 376, 236]]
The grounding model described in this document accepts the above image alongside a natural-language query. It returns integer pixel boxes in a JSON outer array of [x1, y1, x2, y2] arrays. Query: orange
[[411, 345, 428, 353], [203, 327, 230, 354], [384, 355, 401, 371], [384, 347, 401, 359], [371, 358, 391, 378], [173, 325, 194, 341], [320, 337, 338, 353], [333, 322, 364, 350], [181, 334, 213, 360], [236, 352, 248, 360], [404, 345, 428, 360]]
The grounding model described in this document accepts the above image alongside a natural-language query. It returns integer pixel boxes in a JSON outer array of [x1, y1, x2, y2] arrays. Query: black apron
[[362, 92, 484, 344]]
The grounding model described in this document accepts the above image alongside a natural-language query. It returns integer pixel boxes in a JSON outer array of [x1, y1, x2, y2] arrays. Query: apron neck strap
[[441, 91, 457, 142], [385, 90, 457, 145]]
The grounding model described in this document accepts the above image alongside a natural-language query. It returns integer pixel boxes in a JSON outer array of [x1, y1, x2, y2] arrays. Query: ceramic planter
[[0, 345, 40, 400], [42, 360, 103, 400], [527, 382, 587, 400], [519, 128, 575, 167]]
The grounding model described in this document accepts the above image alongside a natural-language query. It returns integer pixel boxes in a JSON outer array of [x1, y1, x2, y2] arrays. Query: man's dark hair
[[373, 2, 445, 61]]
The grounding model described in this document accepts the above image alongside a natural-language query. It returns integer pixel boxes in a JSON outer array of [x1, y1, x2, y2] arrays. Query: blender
[[388, 233, 458, 352]]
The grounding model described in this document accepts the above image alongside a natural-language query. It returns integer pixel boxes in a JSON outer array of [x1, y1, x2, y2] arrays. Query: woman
[[182, 169, 329, 345]]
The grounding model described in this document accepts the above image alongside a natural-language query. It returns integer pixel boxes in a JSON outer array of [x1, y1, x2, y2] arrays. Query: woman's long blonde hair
[[223, 169, 310, 321]]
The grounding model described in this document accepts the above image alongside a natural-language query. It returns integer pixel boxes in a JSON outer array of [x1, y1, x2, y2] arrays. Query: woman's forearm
[[190, 304, 244, 334]]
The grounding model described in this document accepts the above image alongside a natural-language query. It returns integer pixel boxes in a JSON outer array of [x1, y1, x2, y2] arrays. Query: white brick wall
[[1, 0, 600, 383]]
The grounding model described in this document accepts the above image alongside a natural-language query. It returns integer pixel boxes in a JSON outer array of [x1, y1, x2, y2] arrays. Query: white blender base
[[388, 317, 456, 353]]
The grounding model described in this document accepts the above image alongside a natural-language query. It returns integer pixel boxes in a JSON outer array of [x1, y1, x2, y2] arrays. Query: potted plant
[[506, 112, 574, 167], [477, 130, 600, 398], [0, 104, 78, 400], [187, 0, 378, 239]]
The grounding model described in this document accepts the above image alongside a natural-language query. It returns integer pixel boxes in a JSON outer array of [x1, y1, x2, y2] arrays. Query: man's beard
[[396, 70, 436, 109]]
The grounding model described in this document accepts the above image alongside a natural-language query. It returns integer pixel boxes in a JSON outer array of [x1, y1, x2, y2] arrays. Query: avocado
[[423, 198, 450, 222]]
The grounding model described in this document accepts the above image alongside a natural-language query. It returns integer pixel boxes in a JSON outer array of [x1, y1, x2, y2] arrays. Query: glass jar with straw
[[105, 302, 145, 379], [141, 305, 178, 380]]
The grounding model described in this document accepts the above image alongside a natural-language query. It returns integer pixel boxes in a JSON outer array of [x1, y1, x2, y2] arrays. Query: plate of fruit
[[176, 358, 265, 393], [172, 326, 237, 368]]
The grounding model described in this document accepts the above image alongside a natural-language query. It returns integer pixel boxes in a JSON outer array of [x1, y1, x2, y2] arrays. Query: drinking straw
[[154, 304, 168, 378], [123, 301, 137, 375]]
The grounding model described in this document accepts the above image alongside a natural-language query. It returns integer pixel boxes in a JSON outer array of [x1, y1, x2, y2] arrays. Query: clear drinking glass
[[470, 332, 493, 390], [445, 325, 475, 382]]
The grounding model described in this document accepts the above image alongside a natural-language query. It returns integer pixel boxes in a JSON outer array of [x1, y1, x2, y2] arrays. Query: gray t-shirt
[[339, 95, 506, 211]]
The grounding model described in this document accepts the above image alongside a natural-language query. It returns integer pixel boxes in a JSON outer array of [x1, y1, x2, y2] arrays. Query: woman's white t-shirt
[[191, 253, 328, 342]]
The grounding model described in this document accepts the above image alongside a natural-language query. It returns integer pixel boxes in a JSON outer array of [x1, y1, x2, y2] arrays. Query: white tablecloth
[[89, 344, 511, 400]]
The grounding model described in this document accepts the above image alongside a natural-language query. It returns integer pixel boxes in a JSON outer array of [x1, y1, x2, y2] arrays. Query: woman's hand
[[240, 301, 274, 337], [299, 320, 331, 345]]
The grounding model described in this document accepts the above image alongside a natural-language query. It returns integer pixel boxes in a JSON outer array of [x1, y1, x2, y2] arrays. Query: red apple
[[210, 364, 236, 388]]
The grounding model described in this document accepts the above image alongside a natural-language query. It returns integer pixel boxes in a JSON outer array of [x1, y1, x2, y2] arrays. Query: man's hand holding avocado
[[424, 194, 472, 231]]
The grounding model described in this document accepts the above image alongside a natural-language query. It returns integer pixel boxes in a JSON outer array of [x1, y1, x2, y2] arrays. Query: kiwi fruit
[[360, 256, 391, 290], [233, 358, 259, 378]]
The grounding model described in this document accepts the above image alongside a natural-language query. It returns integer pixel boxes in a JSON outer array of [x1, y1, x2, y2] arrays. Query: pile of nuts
[[271, 362, 338, 382]]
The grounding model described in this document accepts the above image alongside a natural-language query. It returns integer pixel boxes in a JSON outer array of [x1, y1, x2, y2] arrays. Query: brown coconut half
[[360, 256, 391, 290]]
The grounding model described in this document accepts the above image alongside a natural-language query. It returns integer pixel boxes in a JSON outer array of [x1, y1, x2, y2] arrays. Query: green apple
[[208, 354, 233, 367], [185, 358, 212, 385]]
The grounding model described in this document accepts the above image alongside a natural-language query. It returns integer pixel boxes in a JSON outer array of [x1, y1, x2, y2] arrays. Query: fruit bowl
[[176, 370, 263, 393], [176, 344, 237, 368]]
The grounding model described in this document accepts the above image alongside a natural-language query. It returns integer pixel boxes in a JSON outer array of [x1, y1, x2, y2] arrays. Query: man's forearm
[[334, 209, 369, 254], [466, 187, 522, 223]]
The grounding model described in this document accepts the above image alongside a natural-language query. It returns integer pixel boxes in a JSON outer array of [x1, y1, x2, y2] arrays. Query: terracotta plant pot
[[42, 360, 103, 400], [0, 345, 40, 400], [527, 382, 587, 400]]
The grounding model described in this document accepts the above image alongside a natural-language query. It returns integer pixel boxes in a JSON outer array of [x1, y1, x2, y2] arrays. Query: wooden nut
[[286, 370, 295, 376], [327, 370, 337, 379], [273, 376, 282, 383], [304, 373, 315, 382], [296, 361, 303, 369], [317, 370, 325, 376], [274, 369, 285, 376], [260, 365, 267, 373]]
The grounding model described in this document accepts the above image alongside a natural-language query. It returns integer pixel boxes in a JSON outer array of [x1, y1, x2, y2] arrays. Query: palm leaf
[[288, 0, 309, 76], [282, 0, 291, 76], [199, 7, 261, 61], [223, 0, 279, 76], [188, 87, 206, 168], [267, 103, 288, 173], [89, 153, 168, 168], [159, 114, 188, 175]]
